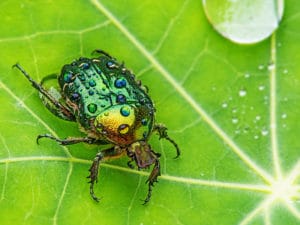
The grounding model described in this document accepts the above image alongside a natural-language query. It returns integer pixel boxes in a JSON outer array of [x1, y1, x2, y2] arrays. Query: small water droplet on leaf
[[239, 89, 247, 97]]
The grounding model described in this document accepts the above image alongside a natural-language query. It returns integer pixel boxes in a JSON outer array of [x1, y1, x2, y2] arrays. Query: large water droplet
[[202, 0, 284, 44]]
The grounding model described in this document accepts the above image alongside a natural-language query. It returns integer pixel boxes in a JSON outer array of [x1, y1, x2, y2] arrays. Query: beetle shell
[[58, 55, 155, 146]]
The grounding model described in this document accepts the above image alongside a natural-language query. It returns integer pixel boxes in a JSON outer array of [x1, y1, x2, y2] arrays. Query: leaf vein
[[90, 0, 274, 184]]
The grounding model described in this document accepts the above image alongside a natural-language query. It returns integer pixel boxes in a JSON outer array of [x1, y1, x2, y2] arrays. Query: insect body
[[14, 50, 180, 204]]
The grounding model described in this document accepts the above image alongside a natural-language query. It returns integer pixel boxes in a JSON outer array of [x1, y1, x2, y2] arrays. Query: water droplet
[[88, 90, 94, 96], [87, 103, 97, 113], [115, 78, 127, 88], [79, 62, 90, 69], [107, 61, 116, 69], [118, 124, 130, 134], [141, 118, 148, 126], [120, 106, 130, 117], [244, 73, 250, 78], [222, 102, 228, 108], [63, 72, 73, 83], [254, 135, 259, 140], [283, 69, 288, 74], [239, 89, 247, 97], [235, 129, 241, 134], [268, 63, 275, 71], [258, 65, 265, 70], [89, 79, 96, 87], [281, 113, 287, 119], [116, 94, 127, 104], [256, 115, 261, 121], [70, 92, 80, 101], [232, 117, 239, 124], [258, 85, 265, 91], [261, 129, 269, 136], [202, 0, 284, 44]]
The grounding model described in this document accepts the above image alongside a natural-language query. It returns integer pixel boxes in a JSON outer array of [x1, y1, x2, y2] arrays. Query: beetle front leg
[[153, 124, 180, 158]]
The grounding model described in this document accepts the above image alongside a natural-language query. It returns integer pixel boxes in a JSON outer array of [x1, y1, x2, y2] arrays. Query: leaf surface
[[0, 1, 299, 225]]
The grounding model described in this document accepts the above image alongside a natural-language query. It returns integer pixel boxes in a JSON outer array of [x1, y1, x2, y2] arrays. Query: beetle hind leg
[[13, 63, 75, 121]]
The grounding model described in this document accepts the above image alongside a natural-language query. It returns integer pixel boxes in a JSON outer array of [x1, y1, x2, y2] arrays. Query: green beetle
[[14, 50, 180, 204]]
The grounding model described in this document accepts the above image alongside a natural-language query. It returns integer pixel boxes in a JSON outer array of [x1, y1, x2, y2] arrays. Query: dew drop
[[202, 0, 284, 44], [115, 78, 127, 88], [118, 124, 130, 134], [258, 85, 265, 91], [235, 129, 241, 134], [120, 106, 130, 117], [88, 90, 94, 96], [141, 118, 148, 126], [258, 65, 265, 70], [79, 62, 90, 69], [254, 135, 259, 140], [239, 89, 247, 97], [283, 69, 289, 74], [232, 108, 237, 114], [87, 103, 97, 113], [281, 113, 287, 119], [232, 117, 239, 124], [261, 129, 269, 136], [268, 63, 275, 71], [244, 73, 250, 78], [256, 115, 261, 121], [70, 92, 80, 101], [222, 102, 228, 108], [89, 79, 96, 87], [116, 94, 127, 104]]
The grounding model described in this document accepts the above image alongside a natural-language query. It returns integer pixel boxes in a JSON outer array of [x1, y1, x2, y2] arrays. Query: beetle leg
[[153, 124, 180, 158], [36, 134, 99, 145], [127, 141, 161, 204], [143, 157, 160, 205], [87, 146, 125, 202], [127, 159, 135, 169], [40, 73, 58, 85], [92, 49, 113, 58], [13, 63, 75, 121]]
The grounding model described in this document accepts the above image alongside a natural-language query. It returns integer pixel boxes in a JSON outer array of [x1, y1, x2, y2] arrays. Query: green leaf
[[0, 0, 299, 225]]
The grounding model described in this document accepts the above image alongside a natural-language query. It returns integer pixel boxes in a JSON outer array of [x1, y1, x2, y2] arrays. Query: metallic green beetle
[[14, 50, 180, 204]]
